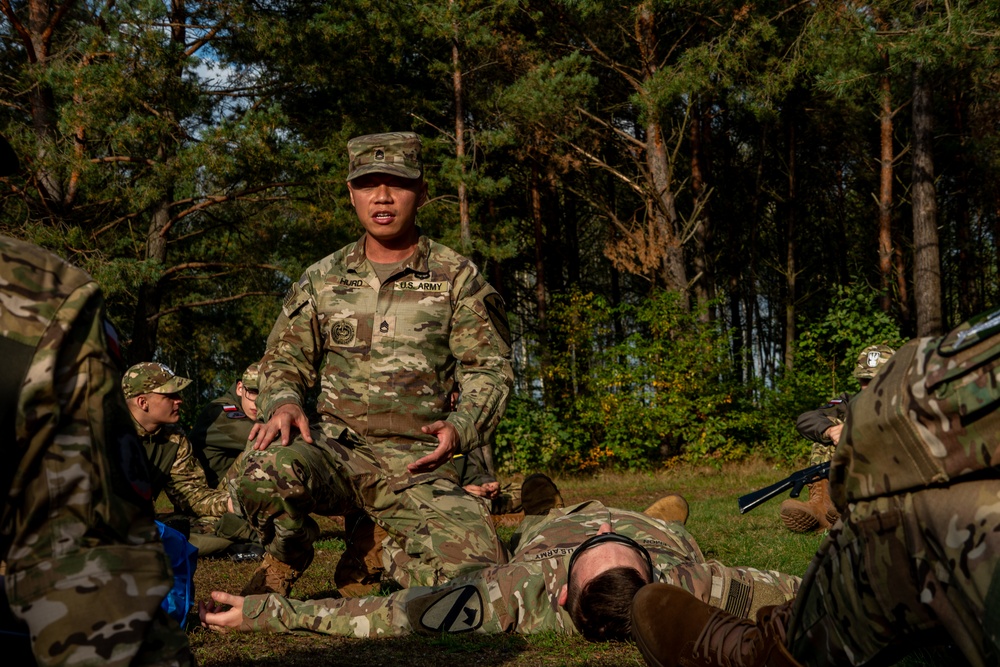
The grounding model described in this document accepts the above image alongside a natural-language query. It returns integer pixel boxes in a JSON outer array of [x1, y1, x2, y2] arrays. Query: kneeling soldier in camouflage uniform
[[0, 228, 192, 664], [780, 344, 895, 533], [200, 498, 800, 639], [229, 131, 512, 596], [123, 362, 245, 555], [631, 307, 1000, 667]]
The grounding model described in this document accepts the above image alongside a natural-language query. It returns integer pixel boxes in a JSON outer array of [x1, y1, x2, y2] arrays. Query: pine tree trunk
[[530, 166, 550, 403], [784, 116, 797, 372], [877, 58, 894, 313], [451, 2, 471, 249], [636, 1, 687, 302], [911, 61, 943, 336], [690, 100, 714, 321], [951, 93, 976, 317]]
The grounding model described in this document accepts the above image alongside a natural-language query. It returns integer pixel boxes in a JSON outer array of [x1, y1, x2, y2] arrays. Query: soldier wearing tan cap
[[229, 131, 514, 597], [123, 362, 232, 537]]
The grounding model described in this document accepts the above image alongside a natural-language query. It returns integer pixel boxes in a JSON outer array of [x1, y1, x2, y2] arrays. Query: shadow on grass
[[191, 629, 533, 667]]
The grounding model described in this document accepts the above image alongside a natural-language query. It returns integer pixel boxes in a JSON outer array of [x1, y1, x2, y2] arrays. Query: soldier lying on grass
[[200, 497, 799, 641]]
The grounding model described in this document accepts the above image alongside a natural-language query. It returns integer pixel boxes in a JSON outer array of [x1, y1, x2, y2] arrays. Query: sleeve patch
[[282, 281, 311, 317], [483, 293, 511, 347]]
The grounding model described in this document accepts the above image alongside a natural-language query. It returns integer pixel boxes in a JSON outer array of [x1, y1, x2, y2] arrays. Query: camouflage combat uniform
[[236, 500, 800, 637], [189, 381, 255, 489], [132, 420, 230, 520], [230, 229, 513, 585], [0, 235, 191, 666], [773, 308, 1000, 666]]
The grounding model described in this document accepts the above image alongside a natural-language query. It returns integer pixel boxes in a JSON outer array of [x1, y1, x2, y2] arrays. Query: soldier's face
[[348, 173, 427, 246], [236, 382, 259, 420], [146, 391, 182, 425]]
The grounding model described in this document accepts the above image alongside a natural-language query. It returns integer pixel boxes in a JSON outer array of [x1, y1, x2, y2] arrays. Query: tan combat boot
[[778, 480, 837, 533], [630, 583, 801, 667], [240, 553, 303, 597], [812, 479, 840, 527], [521, 473, 564, 515], [334, 512, 388, 598], [644, 494, 690, 525]]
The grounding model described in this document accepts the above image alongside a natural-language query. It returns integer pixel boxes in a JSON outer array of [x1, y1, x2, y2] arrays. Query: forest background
[[2, 0, 997, 473]]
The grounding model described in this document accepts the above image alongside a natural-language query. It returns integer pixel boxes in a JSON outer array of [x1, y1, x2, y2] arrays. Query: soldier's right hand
[[824, 423, 844, 446], [248, 403, 313, 450]]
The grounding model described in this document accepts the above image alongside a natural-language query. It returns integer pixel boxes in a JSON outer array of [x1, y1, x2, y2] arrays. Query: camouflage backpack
[[834, 305, 1000, 503]]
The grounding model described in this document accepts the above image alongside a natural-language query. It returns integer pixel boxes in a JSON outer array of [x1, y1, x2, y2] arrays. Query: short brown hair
[[565, 566, 649, 641]]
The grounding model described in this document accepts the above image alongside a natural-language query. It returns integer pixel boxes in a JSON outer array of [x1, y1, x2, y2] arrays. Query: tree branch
[[575, 106, 645, 149], [41, 0, 78, 47], [147, 290, 284, 323], [160, 261, 285, 278], [90, 155, 156, 166], [0, 0, 37, 62], [161, 184, 298, 236]]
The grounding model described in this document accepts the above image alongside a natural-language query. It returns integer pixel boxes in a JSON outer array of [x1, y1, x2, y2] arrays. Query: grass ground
[[187, 459, 830, 666]]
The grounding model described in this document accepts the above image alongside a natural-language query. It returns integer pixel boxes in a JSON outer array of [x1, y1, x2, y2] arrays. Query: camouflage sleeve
[[240, 591, 411, 637], [3, 274, 191, 666], [257, 278, 322, 420], [662, 561, 800, 620], [795, 393, 849, 443], [447, 271, 514, 453], [164, 431, 230, 518], [240, 564, 534, 637]]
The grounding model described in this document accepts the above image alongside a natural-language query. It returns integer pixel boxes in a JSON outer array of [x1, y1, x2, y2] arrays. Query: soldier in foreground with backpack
[[631, 306, 1000, 667]]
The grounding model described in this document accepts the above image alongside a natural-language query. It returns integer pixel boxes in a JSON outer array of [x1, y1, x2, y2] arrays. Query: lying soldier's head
[[559, 525, 655, 641]]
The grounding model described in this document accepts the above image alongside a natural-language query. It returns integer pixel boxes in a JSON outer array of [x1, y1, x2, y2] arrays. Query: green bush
[[495, 283, 906, 473], [779, 283, 906, 419]]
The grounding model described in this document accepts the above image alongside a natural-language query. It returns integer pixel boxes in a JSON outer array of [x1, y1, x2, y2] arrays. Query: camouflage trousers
[[782, 476, 1000, 667], [227, 426, 506, 587], [807, 442, 836, 467], [487, 481, 523, 516]]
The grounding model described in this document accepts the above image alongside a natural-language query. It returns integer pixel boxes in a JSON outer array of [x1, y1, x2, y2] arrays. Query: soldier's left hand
[[199, 591, 246, 632], [408, 421, 460, 474]]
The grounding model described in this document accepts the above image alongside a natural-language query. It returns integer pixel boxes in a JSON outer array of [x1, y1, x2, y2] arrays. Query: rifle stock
[[738, 461, 831, 514]]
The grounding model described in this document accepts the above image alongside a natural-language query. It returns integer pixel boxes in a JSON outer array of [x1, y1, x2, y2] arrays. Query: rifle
[[737, 461, 831, 514]]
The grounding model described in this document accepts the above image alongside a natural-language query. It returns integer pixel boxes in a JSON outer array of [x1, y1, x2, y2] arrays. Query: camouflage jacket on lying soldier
[[835, 306, 1000, 505], [236, 500, 800, 637]]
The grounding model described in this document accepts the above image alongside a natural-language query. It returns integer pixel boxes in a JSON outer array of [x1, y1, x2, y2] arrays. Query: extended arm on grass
[[199, 591, 247, 632]]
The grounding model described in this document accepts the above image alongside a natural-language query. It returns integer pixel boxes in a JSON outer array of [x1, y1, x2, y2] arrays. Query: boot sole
[[779, 508, 819, 533]]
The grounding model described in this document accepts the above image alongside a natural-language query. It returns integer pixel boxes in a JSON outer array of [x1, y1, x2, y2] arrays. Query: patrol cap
[[347, 132, 423, 182], [852, 345, 896, 380], [122, 362, 192, 400], [241, 362, 260, 391]]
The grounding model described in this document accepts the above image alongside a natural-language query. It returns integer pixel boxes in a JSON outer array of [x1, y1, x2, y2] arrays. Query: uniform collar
[[129, 413, 160, 438], [346, 230, 431, 275]]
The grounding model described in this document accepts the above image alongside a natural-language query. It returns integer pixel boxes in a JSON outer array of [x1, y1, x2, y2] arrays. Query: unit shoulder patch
[[484, 293, 511, 347]]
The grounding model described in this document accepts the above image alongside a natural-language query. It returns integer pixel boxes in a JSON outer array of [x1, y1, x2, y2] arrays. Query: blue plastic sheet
[[155, 521, 199, 628]]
